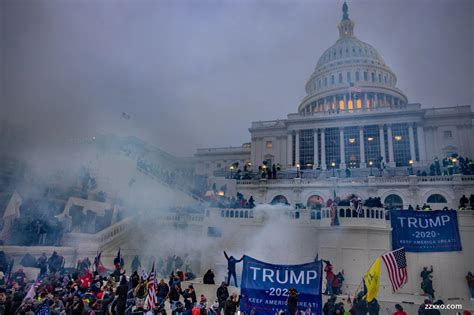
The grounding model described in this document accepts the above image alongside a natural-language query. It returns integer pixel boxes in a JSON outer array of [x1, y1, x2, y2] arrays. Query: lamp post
[[230, 165, 234, 179], [408, 159, 413, 175], [452, 158, 458, 174], [296, 163, 301, 178], [331, 162, 336, 177], [369, 160, 373, 176]]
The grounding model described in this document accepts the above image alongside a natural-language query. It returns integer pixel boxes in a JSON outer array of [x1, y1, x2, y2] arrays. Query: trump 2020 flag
[[364, 257, 381, 302], [240, 256, 322, 315]]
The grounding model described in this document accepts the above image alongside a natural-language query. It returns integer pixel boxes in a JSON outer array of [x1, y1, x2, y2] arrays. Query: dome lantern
[[338, 2, 355, 38]]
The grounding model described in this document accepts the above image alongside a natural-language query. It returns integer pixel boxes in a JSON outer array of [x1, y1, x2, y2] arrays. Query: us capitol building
[[195, 2, 474, 211], [2, 2, 474, 311]]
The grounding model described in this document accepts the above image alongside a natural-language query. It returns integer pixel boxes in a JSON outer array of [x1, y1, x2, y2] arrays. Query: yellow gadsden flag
[[364, 257, 381, 302]]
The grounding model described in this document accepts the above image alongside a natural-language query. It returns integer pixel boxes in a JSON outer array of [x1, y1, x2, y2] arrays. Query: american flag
[[145, 263, 157, 310], [36, 298, 50, 315], [381, 248, 408, 292], [349, 83, 362, 93]]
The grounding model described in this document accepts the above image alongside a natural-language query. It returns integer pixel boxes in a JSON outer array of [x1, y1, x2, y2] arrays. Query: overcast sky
[[1, 0, 473, 157]]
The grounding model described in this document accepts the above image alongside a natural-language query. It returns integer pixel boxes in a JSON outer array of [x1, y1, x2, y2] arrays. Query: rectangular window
[[347, 72, 351, 83], [324, 77, 328, 87], [318, 80, 321, 88], [344, 127, 360, 168], [364, 72, 368, 81], [356, 71, 360, 81], [331, 75, 335, 85], [364, 125, 381, 168], [378, 74, 382, 82], [266, 141, 273, 149], [392, 123, 411, 166], [299, 130, 314, 169], [325, 128, 340, 168], [384, 76, 387, 84], [371, 72, 375, 82], [443, 130, 452, 138], [339, 73, 343, 83]]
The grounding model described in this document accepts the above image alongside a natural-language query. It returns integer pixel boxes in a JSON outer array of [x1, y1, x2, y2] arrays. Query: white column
[[321, 128, 326, 170], [408, 124, 416, 162], [417, 125, 426, 164], [359, 126, 366, 168], [364, 93, 368, 109], [379, 125, 386, 164], [287, 132, 293, 167], [374, 93, 379, 107], [295, 130, 300, 167], [339, 128, 346, 168], [313, 129, 319, 169], [333, 96, 336, 112], [387, 124, 395, 167], [343, 94, 347, 111]]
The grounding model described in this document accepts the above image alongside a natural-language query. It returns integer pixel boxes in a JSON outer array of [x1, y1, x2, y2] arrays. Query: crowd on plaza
[[1, 250, 471, 315]]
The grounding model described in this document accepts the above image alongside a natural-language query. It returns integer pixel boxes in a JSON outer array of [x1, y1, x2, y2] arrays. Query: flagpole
[[352, 247, 395, 299]]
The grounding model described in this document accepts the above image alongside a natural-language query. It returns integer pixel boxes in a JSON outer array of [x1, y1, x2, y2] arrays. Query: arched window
[[339, 208, 345, 217], [311, 211, 316, 220], [427, 194, 447, 203], [317, 211, 321, 220], [384, 194, 403, 209], [307, 195, 324, 209], [230, 210, 234, 218], [271, 195, 289, 205], [225, 210, 229, 217], [244, 211, 249, 218], [346, 208, 351, 217]]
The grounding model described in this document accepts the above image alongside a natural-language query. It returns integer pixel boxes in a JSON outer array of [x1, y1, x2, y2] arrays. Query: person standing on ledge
[[224, 251, 243, 287]]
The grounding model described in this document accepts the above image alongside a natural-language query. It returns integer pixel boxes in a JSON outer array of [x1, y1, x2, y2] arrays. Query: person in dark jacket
[[157, 279, 170, 304], [353, 292, 368, 315], [115, 276, 129, 314], [182, 284, 197, 311], [71, 294, 84, 315], [167, 283, 182, 313], [224, 293, 240, 315], [368, 298, 380, 315], [224, 251, 243, 287], [216, 282, 229, 314], [323, 295, 336, 315], [203, 270, 215, 285], [286, 288, 299, 315]]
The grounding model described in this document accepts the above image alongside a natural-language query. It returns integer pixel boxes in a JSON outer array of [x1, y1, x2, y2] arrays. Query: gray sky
[[1, 0, 473, 157]]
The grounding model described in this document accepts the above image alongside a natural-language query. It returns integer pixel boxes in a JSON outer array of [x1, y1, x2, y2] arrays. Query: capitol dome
[[298, 2, 407, 113]]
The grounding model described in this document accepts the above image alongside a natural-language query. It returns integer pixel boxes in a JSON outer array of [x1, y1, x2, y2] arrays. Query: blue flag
[[240, 256, 322, 315], [36, 298, 50, 315], [390, 210, 462, 252]]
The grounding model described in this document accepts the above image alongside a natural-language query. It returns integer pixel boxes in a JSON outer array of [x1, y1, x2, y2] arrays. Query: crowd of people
[[206, 193, 255, 210], [0, 250, 248, 315], [0, 249, 472, 315]]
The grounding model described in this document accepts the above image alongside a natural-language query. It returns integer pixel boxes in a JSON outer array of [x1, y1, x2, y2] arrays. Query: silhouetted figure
[[223, 251, 243, 287]]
